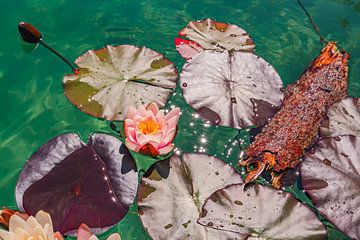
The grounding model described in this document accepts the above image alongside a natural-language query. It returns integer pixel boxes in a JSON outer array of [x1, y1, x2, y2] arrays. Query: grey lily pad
[[15, 133, 138, 235], [320, 97, 360, 137], [63, 45, 178, 120], [180, 50, 283, 128], [137, 153, 245, 240], [302, 135, 360, 240], [198, 184, 326, 240], [178, 18, 255, 53]]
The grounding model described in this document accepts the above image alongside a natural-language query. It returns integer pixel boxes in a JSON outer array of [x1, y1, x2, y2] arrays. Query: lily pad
[[180, 50, 283, 128], [301, 135, 360, 240], [176, 18, 255, 59], [320, 97, 360, 137], [174, 38, 204, 60], [137, 153, 245, 240], [63, 45, 178, 120], [198, 184, 326, 240], [15, 133, 138, 235]]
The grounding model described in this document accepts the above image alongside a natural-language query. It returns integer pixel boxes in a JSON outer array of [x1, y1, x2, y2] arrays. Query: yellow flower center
[[138, 119, 161, 135]]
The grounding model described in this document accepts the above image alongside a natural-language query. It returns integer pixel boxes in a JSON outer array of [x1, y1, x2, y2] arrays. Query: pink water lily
[[124, 103, 180, 156]]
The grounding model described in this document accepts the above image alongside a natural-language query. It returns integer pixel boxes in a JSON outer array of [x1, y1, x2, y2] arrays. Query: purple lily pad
[[180, 50, 283, 128], [198, 184, 326, 239], [301, 135, 360, 239], [15, 133, 137, 235], [137, 153, 245, 239]]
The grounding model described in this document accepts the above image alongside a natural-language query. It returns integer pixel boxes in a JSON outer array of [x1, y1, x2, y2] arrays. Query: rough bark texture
[[241, 42, 350, 187]]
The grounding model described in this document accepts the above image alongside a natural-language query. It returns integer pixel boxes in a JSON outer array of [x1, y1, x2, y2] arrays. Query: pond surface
[[0, 0, 359, 239]]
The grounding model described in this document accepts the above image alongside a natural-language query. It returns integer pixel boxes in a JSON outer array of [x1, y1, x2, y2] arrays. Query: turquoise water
[[0, 0, 359, 239]]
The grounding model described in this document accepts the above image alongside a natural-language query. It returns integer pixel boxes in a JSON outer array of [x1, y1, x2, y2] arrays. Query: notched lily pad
[[137, 153, 245, 240], [16, 133, 138, 235], [302, 135, 360, 240], [320, 97, 360, 137], [180, 51, 283, 128], [198, 184, 326, 240], [176, 18, 255, 59], [63, 45, 178, 120]]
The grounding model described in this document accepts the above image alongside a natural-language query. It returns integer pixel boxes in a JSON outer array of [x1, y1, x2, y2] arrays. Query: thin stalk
[[39, 40, 77, 73], [296, 0, 328, 44]]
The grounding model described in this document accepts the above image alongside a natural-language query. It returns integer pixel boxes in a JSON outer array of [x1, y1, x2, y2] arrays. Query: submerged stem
[[296, 0, 328, 44], [39, 41, 77, 73]]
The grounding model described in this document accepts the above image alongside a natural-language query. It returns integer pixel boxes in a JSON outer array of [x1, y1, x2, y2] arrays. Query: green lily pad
[[63, 45, 178, 120]]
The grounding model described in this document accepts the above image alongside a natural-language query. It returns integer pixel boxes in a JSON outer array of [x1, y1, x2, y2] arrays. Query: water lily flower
[[0, 209, 17, 228], [77, 224, 120, 240], [0, 210, 63, 240], [124, 103, 180, 156]]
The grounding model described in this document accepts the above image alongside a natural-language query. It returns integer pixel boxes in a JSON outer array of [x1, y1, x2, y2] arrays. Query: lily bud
[[18, 22, 42, 43]]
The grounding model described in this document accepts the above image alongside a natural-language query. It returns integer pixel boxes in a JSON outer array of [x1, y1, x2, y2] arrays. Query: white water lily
[[0, 210, 63, 240]]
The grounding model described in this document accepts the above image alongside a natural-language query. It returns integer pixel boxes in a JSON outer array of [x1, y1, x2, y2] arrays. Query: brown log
[[240, 42, 350, 188]]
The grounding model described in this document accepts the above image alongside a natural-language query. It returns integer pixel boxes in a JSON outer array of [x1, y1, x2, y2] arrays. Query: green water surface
[[0, 0, 359, 239]]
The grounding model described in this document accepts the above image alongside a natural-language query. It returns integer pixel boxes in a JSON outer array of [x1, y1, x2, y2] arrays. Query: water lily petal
[[88, 235, 99, 240], [126, 106, 138, 120], [160, 128, 176, 147], [77, 224, 93, 240], [13, 227, 30, 240], [136, 133, 148, 146], [125, 138, 141, 152], [30, 225, 47, 239], [164, 115, 179, 131], [147, 132, 163, 146], [9, 215, 28, 233], [156, 110, 165, 126], [54, 231, 64, 240], [138, 105, 148, 118], [164, 108, 180, 123], [106, 233, 121, 240], [146, 102, 159, 116], [124, 119, 135, 129], [158, 143, 175, 155], [43, 224, 55, 240], [133, 115, 145, 124], [0, 229, 14, 240], [35, 211, 52, 229], [125, 127, 137, 143]]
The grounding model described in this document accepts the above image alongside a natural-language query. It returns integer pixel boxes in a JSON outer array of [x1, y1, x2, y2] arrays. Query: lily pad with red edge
[[174, 38, 203, 60], [175, 18, 255, 59], [63, 45, 178, 121], [15, 133, 138, 235], [180, 50, 283, 128], [301, 135, 360, 240], [137, 153, 245, 240], [320, 97, 360, 137], [198, 184, 326, 240]]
